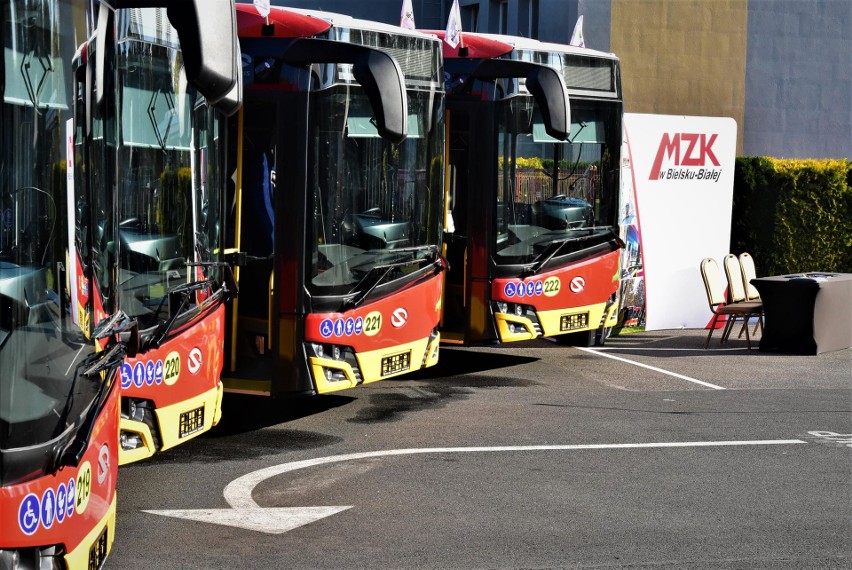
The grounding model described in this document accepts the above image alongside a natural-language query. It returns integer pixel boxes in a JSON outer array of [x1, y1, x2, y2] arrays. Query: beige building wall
[[610, 0, 748, 153]]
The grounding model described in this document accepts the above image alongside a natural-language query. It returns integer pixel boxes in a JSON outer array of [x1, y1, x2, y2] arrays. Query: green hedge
[[731, 157, 852, 275]]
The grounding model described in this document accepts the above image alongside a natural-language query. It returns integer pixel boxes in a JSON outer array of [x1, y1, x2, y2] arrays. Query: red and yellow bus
[[105, 6, 241, 464], [1, 1, 238, 566], [224, 5, 445, 396], [433, 32, 624, 346]]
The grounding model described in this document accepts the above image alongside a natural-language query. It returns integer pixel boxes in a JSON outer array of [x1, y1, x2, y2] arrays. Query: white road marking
[[593, 347, 749, 352], [143, 506, 351, 535], [146, 439, 807, 533], [574, 346, 727, 390]]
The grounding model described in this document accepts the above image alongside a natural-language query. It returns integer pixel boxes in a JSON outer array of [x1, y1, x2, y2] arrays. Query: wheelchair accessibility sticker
[[121, 351, 183, 388], [320, 316, 366, 339], [503, 276, 562, 299], [18, 478, 77, 535], [503, 280, 545, 298]]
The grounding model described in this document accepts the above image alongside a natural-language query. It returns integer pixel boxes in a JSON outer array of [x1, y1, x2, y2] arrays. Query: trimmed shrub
[[731, 158, 852, 275]]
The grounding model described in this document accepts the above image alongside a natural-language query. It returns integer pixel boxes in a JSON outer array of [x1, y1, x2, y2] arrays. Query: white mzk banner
[[623, 114, 737, 330]]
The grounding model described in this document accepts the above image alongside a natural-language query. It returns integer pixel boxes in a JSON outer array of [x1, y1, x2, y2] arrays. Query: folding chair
[[738, 252, 763, 335], [700, 257, 763, 349], [723, 254, 764, 338], [738, 252, 760, 300]]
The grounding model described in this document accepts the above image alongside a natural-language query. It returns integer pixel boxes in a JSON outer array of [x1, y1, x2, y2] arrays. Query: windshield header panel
[[240, 25, 442, 95], [508, 48, 621, 100]]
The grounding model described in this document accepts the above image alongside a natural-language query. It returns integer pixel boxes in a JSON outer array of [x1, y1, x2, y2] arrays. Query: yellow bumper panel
[[118, 417, 156, 466], [603, 298, 620, 328], [156, 383, 222, 452], [495, 313, 538, 342], [311, 336, 434, 394], [63, 492, 116, 570], [119, 383, 223, 465], [538, 302, 608, 338]]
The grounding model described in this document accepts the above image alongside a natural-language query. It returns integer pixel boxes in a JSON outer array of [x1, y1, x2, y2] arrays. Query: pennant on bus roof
[[400, 0, 416, 30], [253, 0, 271, 19], [569, 15, 585, 48], [445, 0, 463, 48]]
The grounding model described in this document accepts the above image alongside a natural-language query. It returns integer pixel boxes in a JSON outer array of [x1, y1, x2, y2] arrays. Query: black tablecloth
[[752, 273, 852, 355]]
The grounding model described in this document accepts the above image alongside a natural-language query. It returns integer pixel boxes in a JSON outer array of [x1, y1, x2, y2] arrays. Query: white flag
[[569, 15, 585, 48], [400, 0, 416, 29], [445, 0, 463, 48], [254, 0, 271, 19]]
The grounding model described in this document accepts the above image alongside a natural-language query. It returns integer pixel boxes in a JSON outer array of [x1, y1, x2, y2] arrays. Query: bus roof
[[427, 29, 618, 63], [476, 33, 619, 62], [424, 30, 514, 59], [235, 4, 332, 38], [283, 7, 441, 43]]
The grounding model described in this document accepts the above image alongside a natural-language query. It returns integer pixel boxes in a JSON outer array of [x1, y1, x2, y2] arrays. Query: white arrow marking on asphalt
[[144, 439, 807, 533], [142, 506, 351, 535]]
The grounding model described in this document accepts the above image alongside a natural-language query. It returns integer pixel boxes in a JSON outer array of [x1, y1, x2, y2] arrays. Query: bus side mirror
[[281, 39, 408, 144], [210, 47, 243, 117], [466, 58, 570, 141], [166, 0, 240, 105], [525, 66, 570, 141], [0, 11, 4, 97], [102, 1, 242, 111], [94, 2, 112, 110], [352, 50, 407, 144]]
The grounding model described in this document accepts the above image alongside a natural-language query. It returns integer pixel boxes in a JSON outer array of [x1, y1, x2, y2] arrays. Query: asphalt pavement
[[112, 329, 851, 569]]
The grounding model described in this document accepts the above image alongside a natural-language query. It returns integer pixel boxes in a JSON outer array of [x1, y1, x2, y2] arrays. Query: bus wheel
[[594, 326, 611, 346]]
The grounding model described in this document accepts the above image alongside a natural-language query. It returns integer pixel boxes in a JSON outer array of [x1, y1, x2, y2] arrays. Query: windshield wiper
[[57, 344, 123, 468], [148, 278, 214, 348], [520, 238, 572, 278], [339, 261, 409, 312], [383, 244, 438, 256], [520, 228, 624, 278], [54, 310, 131, 446], [338, 246, 439, 311], [187, 260, 239, 298], [55, 314, 128, 469]]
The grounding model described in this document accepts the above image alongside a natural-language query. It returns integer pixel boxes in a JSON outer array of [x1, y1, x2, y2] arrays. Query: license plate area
[[381, 351, 411, 376], [89, 525, 108, 569], [560, 312, 589, 331], [179, 406, 205, 438]]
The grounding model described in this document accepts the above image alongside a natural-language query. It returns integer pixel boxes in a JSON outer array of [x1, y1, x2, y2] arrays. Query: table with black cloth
[[751, 273, 852, 355]]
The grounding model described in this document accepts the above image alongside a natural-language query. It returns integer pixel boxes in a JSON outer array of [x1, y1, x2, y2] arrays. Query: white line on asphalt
[[594, 347, 749, 352], [146, 439, 808, 533], [573, 346, 727, 390], [223, 439, 805, 509]]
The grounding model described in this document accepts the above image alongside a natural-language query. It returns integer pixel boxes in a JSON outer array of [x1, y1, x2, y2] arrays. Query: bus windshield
[[114, 11, 222, 333], [306, 82, 444, 296], [494, 97, 620, 266], [1, 0, 101, 483]]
